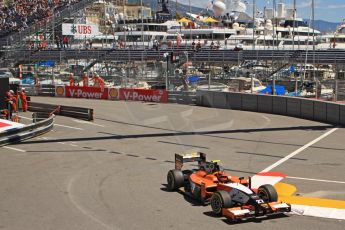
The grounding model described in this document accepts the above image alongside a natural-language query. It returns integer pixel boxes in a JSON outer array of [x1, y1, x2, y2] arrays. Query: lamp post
[[292, 0, 296, 51], [272, 0, 276, 95], [312, 0, 317, 98], [141, 0, 144, 49], [189, 0, 191, 15], [164, 52, 170, 90]]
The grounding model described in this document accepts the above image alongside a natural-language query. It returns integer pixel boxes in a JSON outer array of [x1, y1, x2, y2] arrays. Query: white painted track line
[[287, 176, 345, 184], [18, 116, 31, 120], [20, 115, 84, 130], [73, 119, 105, 127], [3, 146, 26, 152], [291, 205, 345, 220], [54, 124, 84, 130], [261, 127, 339, 172]]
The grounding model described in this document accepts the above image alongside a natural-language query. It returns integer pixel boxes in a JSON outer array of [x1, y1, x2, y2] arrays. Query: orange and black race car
[[166, 152, 291, 221]]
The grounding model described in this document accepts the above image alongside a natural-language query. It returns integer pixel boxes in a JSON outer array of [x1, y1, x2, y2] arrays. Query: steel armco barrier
[[28, 102, 94, 121], [0, 114, 54, 146], [0, 100, 94, 146]]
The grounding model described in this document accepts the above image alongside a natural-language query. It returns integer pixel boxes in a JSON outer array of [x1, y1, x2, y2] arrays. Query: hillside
[[143, 0, 205, 16], [305, 19, 339, 33]]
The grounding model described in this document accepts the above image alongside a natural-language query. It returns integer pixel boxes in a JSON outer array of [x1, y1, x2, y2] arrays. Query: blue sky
[[178, 0, 344, 22]]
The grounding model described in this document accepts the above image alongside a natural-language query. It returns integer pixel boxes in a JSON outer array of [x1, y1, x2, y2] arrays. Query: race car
[[166, 152, 291, 221]]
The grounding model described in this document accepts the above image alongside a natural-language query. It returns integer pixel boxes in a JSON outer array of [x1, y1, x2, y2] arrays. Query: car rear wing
[[175, 152, 206, 170]]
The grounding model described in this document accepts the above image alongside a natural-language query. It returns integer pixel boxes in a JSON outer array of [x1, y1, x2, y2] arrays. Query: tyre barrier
[[0, 114, 54, 146], [28, 102, 60, 115], [196, 91, 345, 126], [59, 105, 94, 121], [28, 102, 94, 121]]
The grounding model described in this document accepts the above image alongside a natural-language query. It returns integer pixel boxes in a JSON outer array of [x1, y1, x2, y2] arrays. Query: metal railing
[[28, 101, 94, 121], [7, 49, 345, 65], [0, 114, 55, 146]]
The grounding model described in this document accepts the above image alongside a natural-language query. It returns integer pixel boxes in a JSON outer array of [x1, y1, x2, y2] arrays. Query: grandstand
[[0, 0, 98, 45], [0, 0, 82, 38]]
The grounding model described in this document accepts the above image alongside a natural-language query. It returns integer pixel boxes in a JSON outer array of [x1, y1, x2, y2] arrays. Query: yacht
[[319, 24, 345, 50], [225, 18, 321, 50], [81, 1, 323, 51]]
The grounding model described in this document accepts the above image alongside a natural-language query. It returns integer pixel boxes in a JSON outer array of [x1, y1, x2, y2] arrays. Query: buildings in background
[[113, 0, 151, 20], [85, 0, 151, 31]]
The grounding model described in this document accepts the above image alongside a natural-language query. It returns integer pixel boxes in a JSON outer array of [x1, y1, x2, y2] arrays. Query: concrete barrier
[[228, 92, 242, 110], [258, 95, 273, 113], [326, 103, 340, 124], [272, 97, 287, 115], [197, 90, 344, 126], [287, 98, 301, 118], [200, 91, 214, 107], [213, 91, 228, 109], [314, 101, 327, 123], [242, 94, 258, 112], [340, 105, 345, 126], [300, 99, 314, 120]]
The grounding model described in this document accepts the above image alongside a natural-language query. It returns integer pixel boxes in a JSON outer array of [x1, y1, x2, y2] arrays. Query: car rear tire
[[167, 169, 184, 191], [258, 184, 278, 202], [210, 190, 232, 215]]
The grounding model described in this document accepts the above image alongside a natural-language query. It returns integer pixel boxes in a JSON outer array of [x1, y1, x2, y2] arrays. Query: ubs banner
[[62, 23, 99, 37], [119, 89, 168, 103], [55, 86, 119, 100]]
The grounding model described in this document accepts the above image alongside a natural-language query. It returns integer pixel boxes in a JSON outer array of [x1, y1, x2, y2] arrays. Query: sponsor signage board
[[119, 89, 168, 103], [62, 23, 99, 36], [0, 119, 25, 133], [54, 86, 167, 102], [38, 60, 55, 67], [55, 86, 119, 100]]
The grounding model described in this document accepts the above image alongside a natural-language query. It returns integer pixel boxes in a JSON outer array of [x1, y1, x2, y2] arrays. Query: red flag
[[19, 64, 23, 79], [177, 34, 181, 48]]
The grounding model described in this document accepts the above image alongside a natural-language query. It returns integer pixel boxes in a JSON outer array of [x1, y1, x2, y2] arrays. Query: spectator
[[4, 91, 14, 119], [196, 40, 201, 51], [89, 39, 93, 49], [0, 0, 82, 38], [63, 35, 69, 49], [55, 35, 60, 49], [191, 40, 195, 50]]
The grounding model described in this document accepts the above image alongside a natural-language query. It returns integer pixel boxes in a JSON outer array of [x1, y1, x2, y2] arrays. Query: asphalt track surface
[[1, 97, 344, 230]]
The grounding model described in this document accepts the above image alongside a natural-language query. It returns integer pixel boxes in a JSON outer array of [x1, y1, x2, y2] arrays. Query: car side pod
[[200, 182, 207, 205], [221, 202, 291, 221]]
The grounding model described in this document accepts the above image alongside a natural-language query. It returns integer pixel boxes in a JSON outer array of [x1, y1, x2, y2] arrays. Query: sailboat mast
[[252, 0, 256, 50]]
